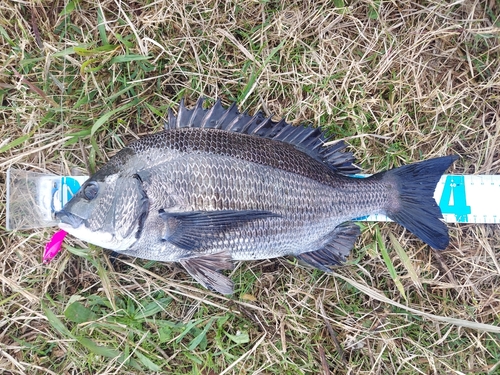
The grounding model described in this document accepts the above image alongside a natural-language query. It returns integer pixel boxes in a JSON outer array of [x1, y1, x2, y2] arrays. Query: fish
[[55, 98, 458, 294]]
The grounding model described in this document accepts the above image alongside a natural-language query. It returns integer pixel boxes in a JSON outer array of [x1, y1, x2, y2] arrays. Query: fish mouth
[[55, 209, 84, 229]]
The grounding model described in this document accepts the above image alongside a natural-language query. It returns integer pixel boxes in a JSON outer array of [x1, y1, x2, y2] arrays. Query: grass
[[1, 0, 500, 373]]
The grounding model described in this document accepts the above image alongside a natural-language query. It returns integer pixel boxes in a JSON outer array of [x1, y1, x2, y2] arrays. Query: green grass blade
[[188, 317, 215, 350], [135, 351, 161, 372], [376, 227, 407, 302], [135, 298, 173, 320], [42, 304, 74, 339], [97, 6, 108, 45], [64, 301, 97, 324], [110, 54, 152, 64], [90, 100, 138, 136], [77, 337, 120, 359], [225, 330, 250, 344], [0, 135, 30, 153], [175, 318, 204, 343], [389, 233, 423, 292]]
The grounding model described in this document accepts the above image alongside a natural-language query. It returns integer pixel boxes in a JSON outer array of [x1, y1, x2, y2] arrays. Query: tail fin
[[378, 155, 458, 250]]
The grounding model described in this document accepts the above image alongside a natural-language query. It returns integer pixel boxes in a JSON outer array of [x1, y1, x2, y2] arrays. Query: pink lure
[[43, 230, 67, 264]]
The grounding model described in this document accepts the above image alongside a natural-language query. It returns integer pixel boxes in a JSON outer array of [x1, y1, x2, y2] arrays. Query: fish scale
[[131, 128, 347, 185], [138, 154, 341, 258], [55, 98, 457, 294]]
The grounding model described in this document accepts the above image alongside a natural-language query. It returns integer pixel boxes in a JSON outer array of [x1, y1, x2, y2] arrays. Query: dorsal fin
[[164, 98, 359, 175]]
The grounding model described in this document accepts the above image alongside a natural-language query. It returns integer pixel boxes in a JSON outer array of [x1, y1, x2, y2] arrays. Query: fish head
[[55, 168, 149, 251]]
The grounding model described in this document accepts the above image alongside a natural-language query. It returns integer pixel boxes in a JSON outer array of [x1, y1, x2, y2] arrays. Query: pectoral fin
[[180, 252, 234, 294], [159, 209, 279, 251], [296, 222, 361, 272]]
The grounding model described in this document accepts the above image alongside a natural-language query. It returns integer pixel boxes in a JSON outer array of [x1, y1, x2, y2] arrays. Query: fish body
[[56, 99, 457, 293]]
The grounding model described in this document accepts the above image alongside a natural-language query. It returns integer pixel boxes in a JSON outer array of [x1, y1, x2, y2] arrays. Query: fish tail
[[376, 155, 458, 250]]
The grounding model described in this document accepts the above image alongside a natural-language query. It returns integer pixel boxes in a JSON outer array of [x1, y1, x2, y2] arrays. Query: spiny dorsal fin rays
[[176, 98, 190, 127], [167, 107, 176, 129], [164, 98, 360, 175], [212, 101, 241, 130], [188, 97, 206, 126]]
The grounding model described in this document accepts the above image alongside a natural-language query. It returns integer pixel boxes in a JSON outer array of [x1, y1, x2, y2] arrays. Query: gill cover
[[57, 173, 149, 243]]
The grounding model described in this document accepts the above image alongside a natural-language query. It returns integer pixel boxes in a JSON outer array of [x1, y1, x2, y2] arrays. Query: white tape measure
[[360, 175, 500, 224], [436, 175, 500, 223], [6, 168, 499, 230]]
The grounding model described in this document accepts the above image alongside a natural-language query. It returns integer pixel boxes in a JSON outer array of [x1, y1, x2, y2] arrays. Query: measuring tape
[[6, 168, 499, 230], [42, 174, 500, 224], [437, 175, 500, 224], [360, 175, 500, 224]]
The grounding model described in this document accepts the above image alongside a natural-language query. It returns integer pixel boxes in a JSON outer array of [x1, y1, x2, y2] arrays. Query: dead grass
[[1, 0, 500, 374]]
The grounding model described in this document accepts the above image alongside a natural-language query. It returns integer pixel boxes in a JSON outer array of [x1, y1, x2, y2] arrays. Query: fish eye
[[83, 181, 99, 201]]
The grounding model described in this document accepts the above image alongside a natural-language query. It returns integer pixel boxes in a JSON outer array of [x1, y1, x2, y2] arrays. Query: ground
[[1, 0, 500, 374]]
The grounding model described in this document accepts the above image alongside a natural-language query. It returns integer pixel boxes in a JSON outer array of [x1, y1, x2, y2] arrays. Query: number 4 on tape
[[439, 176, 471, 223]]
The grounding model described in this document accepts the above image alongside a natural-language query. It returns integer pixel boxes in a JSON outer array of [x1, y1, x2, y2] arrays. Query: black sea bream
[[56, 99, 457, 294]]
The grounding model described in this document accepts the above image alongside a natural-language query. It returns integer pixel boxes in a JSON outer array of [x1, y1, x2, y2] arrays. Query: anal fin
[[296, 222, 360, 272], [180, 252, 234, 294]]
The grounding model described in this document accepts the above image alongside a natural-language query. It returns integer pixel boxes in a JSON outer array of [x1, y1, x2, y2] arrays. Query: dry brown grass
[[1, 0, 500, 374]]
